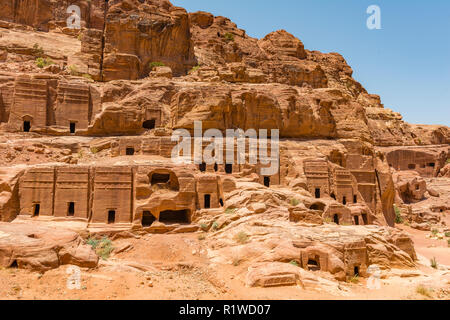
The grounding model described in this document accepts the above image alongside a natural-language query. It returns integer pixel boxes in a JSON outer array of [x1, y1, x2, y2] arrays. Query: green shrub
[[82, 73, 93, 81], [149, 62, 165, 70], [212, 221, 219, 230], [223, 32, 234, 42], [446, 232, 450, 238], [289, 260, 299, 267], [446, 159, 450, 164], [234, 231, 249, 244], [416, 285, 433, 298], [290, 198, 300, 206], [431, 229, 439, 236], [32, 43, 44, 57], [200, 223, 209, 231], [430, 257, 438, 269], [90, 147, 99, 154], [87, 237, 113, 260], [35, 57, 54, 68], [190, 65, 200, 73], [394, 205, 403, 224], [225, 208, 237, 215], [67, 65, 79, 76]]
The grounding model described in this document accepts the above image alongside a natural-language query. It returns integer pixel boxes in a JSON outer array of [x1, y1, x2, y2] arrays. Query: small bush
[[90, 147, 99, 154], [32, 43, 44, 57], [200, 223, 209, 231], [212, 221, 219, 231], [223, 32, 234, 42], [430, 257, 438, 269], [190, 65, 200, 73], [290, 198, 300, 206], [444, 232, 450, 238], [416, 285, 433, 298], [225, 208, 237, 215], [67, 65, 79, 76], [234, 231, 249, 244], [149, 61, 165, 70], [431, 229, 439, 236], [82, 73, 93, 81], [87, 237, 113, 260], [35, 57, 54, 68], [394, 205, 403, 224], [446, 159, 450, 164], [348, 275, 359, 284], [447, 239, 450, 247], [197, 234, 206, 241], [289, 260, 299, 267]]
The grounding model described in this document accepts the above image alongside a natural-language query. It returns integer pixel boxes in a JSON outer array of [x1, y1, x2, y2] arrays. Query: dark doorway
[[199, 162, 206, 172], [68, 202, 75, 216], [23, 121, 31, 132], [159, 209, 190, 224], [142, 211, 155, 227], [151, 173, 170, 185], [408, 164, 416, 169], [204, 194, 211, 209], [307, 259, 320, 271], [10, 260, 18, 268], [143, 119, 156, 130], [219, 198, 224, 207], [214, 163, 218, 172], [126, 147, 135, 156], [70, 122, 76, 134], [343, 196, 347, 205], [225, 164, 233, 174], [428, 163, 435, 168], [330, 193, 336, 200], [354, 266, 360, 276], [33, 203, 40, 217], [315, 188, 321, 199], [362, 214, 368, 225], [354, 216, 359, 225], [108, 210, 116, 224], [264, 176, 270, 187], [333, 214, 339, 225], [353, 195, 357, 203]]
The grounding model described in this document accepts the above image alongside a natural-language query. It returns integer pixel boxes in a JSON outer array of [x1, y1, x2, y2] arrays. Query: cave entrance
[[307, 258, 320, 271], [354, 266, 360, 276], [70, 122, 76, 134], [33, 203, 40, 217], [143, 119, 156, 130], [219, 198, 224, 207], [362, 214, 368, 225], [67, 202, 75, 216], [214, 163, 218, 172], [23, 121, 31, 132], [343, 196, 347, 205], [354, 215, 359, 225], [353, 195, 357, 203], [204, 194, 211, 209], [151, 173, 170, 185], [333, 214, 340, 225], [142, 211, 156, 227], [108, 210, 116, 224], [225, 164, 233, 174], [159, 209, 190, 224], [264, 176, 270, 187], [315, 188, 321, 199], [199, 162, 206, 172], [126, 147, 135, 156], [10, 260, 18, 268], [331, 193, 336, 200]]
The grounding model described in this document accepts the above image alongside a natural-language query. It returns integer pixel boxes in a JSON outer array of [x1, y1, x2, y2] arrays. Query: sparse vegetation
[[348, 275, 359, 284], [445, 232, 450, 238], [32, 43, 44, 57], [87, 237, 114, 260], [212, 221, 219, 231], [197, 234, 206, 241], [225, 208, 237, 215], [416, 285, 433, 298], [431, 229, 439, 236], [223, 32, 234, 42], [67, 64, 79, 76], [90, 147, 99, 154], [289, 260, 299, 267], [35, 57, 54, 68], [200, 223, 209, 231], [447, 239, 450, 247], [446, 158, 450, 164], [394, 205, 403, 224], [82, 73, 93, 81], [234, 231, 249, 244], [290, 198, 300, 206], [430, 257, 438, 269], [149, 61, 165, 70], [190, 65, 200, 73]]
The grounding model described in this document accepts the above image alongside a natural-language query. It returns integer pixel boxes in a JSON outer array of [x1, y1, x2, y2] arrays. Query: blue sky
[[173, 0, 450, 126]]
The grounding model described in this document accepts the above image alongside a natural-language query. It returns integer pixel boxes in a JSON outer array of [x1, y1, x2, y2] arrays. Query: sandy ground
[[1, 232, 449, 300]]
